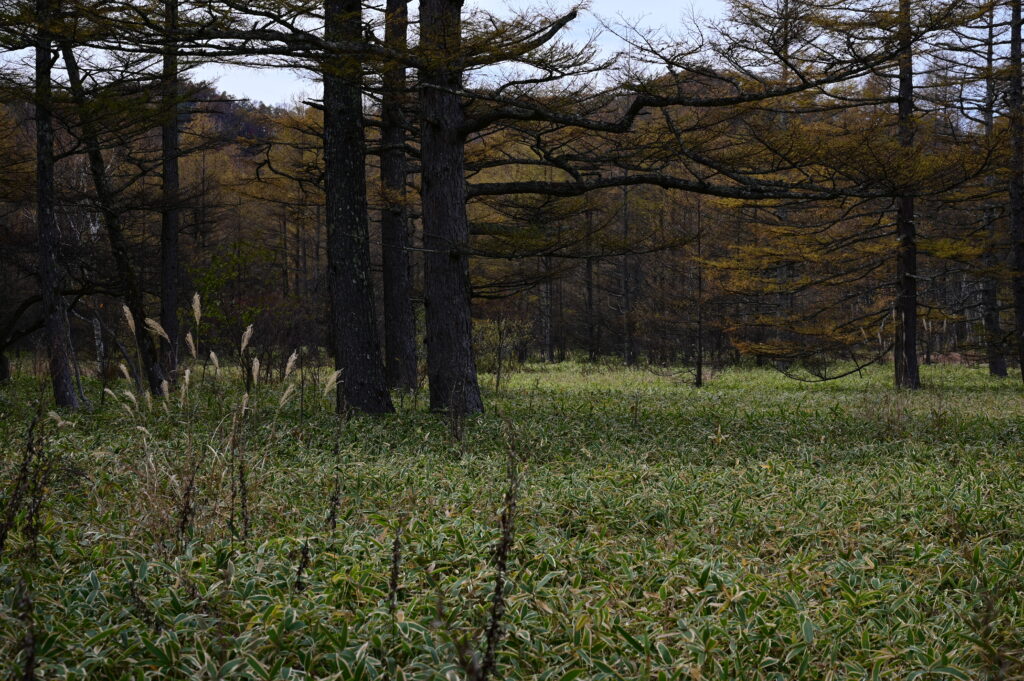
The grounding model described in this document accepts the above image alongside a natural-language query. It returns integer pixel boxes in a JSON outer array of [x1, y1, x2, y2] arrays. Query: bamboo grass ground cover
[[1, 363, 1022, 679]]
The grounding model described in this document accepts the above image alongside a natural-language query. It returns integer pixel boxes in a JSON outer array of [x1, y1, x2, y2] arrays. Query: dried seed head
[[210, 351, 220, 371], [48, 410, 71, 427], [180, 369, 191, 406], [185, 332, 197, 359], [251, 357, 261, 387], [240, 324, 254, 355], [285, 350, 298, 379], [323, 369, 343, 398], [191, 292, 202, 325], [145, 318, 171, 344], [123, 305, 135, 335], [279, 383, 296, 408]]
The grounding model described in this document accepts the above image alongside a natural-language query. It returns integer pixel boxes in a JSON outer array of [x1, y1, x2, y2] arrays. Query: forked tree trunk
[[1010, 0, 1024, 381], [61, 43, 166, 395], [380, 0, 418, 391], [323, 0, 394, 414], [419, 0, 483, 415], [893, 0, 920, 389], [36, 0, 79, 408], [160, 0, 181, 372]]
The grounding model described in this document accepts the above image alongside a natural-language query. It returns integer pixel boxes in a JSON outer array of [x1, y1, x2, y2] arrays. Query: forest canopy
[[1, 0, 1022, 410]]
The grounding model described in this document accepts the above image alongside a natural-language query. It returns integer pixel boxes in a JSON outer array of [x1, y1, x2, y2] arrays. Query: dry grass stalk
[[144, 318, 171, 344]]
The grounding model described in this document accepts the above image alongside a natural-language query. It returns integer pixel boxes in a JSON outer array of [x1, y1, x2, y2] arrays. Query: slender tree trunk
[[0, 353, 10, 383], [584, 209, 597, 361], [161, 0, 181, 372], [621, 184, 636, 366], [894, 0, 920, 389], [1010, 0, 1024, 381], [419, 0, 484, 415], [380, 0, 418, 391], [542, 257, 554, 362], [585, 255, 596, 361], [35, 0, 79, 408], [323, 0, 394, 414], [280, 210, 290, 296], [694, 200, 704, 388], [61, 44, 166, 395], [982, 13, 1008, 377]]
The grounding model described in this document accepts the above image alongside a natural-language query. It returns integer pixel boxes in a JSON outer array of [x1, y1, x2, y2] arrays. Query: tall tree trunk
[[585, 255, 596, 361], [894, 0, 920, 389], [694, 200, 704, 388], [161, 0, 181, 372], [323, 0, 394, 414], [542, 256, 554, 362], [61, 43, 166, 395], [584, 209, 597, 361], [1010, 0, 1024, 381], [419, 0, 483, 415], [380, 0, 418, 391], [621, 184, 636, 366], [982, 12, 1008, 377], [35, 0, 79, 409], [0, 353, 10, 383]]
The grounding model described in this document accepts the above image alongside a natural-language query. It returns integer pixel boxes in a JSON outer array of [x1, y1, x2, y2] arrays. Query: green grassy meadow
[[1, 363, 1023, 680]]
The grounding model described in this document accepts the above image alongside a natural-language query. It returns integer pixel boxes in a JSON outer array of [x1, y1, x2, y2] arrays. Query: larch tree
[[1009, 0, 1024, 382], [379, 0, 417, 391], [161, 0, 182, 372], [35, 0, 81, 407], [59, 39, 169, 395], [894, 0, 921, 388], [323, 0, 394, 413]]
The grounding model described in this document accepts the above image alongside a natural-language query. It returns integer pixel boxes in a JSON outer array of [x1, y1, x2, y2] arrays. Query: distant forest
[[2, 0, 1023, 413]]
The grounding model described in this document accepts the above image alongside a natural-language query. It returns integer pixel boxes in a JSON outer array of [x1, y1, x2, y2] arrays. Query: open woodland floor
[[1, 363, 1023, 680]]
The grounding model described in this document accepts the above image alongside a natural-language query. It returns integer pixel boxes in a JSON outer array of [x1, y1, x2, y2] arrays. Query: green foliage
[[1, 364, 1023, 679], [473, 318, 532, 374]]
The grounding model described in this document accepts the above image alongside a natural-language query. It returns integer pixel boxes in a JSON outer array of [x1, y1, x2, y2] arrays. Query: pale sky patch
[[197, 0, 725, 105]]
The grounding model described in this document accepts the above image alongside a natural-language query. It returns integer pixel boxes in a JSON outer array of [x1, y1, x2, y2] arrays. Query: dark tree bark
[[584, 255, 596, 361], [542, 256, 554, 362], [694, 199, 704, 388], [584, 209, 597, 361], [419, 0, 483, 415], [621, 184, 636, 367], [161, 0, 181, 372], [61, 43, 166, 395], [893, 0, 920, 389], [1010, 0, 1024, 382], [982, 12, 1008, 378], [323, 0, 394, 414], [35, 0, 79, 408], [0, 353, 10, 383], [380, 0, 417, 391]]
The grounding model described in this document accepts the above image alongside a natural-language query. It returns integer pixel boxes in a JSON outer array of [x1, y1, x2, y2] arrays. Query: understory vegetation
[[1, 364, 1023, 680]]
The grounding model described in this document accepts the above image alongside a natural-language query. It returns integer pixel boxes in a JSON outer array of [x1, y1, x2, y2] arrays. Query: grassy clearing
[[1, 363, 1023, 680]]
